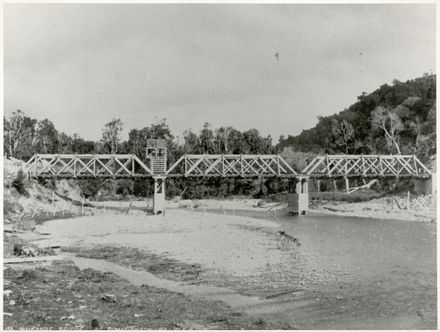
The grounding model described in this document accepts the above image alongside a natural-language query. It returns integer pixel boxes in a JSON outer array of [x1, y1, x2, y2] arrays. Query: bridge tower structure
[[146, 139, 167, 214]]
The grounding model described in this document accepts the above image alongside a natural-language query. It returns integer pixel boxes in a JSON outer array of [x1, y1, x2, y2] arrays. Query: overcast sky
[[4, 4, 436, 142]]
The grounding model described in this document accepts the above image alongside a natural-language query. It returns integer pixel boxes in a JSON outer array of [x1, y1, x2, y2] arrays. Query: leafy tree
[[4, 110, 36, 159], [182, 129, 200, 154], [371, 106, 403, 154], [331, 119, 355, 153], [72, 133, 95, 153], [102, 118, 123, 153], [33, 119, 59, 153], [127, 118, 174, 159], [278, 74, 436, 158], [214, 126, 234, 153], [199, 122, 215, 154], [57, 132, 73, 154]]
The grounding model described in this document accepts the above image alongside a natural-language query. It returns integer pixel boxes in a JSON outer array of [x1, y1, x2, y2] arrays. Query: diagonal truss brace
[[24, 154, 153, 178], [166, 154, 297, 177], [303, 154, 431, 178]]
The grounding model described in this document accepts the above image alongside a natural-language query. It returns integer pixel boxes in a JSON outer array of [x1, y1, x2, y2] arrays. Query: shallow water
[[205, 208, 437, 329], [31, 208, 437, 329], [64, 253, 264, 308]]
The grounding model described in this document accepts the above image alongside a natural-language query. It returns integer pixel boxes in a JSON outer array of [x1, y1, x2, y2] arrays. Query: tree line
[[3, 113, 278, 198], [278, 74, 436, 164], [4, 73, 436, 199]]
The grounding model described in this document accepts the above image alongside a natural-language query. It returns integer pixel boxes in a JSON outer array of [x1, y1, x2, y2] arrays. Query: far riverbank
[[91, 194, 436, 223]]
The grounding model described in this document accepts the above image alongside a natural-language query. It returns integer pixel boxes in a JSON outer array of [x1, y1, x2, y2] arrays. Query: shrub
[[3, 198, 23, 216], [19, 269, 40, 281], [12, 169, 28, 196]]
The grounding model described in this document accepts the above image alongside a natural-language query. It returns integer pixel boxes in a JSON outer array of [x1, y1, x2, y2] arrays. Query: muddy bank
[[92, 198, 286, 214], [174, 197, 436, 223], [91, 196, 436, 223]]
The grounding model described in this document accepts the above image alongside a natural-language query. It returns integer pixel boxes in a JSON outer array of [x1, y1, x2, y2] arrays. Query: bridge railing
[[166, 154, 297, 177], [24, 154, 153, 178], [303, 154, 431, 178]]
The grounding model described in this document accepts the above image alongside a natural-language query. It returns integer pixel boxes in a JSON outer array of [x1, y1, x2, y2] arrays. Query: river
[[31, 207, 437, 329], [220, 209, 437, 329]]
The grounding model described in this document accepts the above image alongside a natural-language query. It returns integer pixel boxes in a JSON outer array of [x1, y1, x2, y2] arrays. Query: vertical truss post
[[361, 154, 365, 176], [379, 155, 383, 176], [74, 154, 77, 178], [326, 154, 330, 177], [132, 156, 135, 176], [277, 155, 280, 176], [344, 157, 348, 177], [33, 155, 38, 178], [413, 155, 418, 176]]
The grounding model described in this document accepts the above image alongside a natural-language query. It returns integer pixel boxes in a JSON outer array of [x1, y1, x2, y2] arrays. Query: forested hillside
[[278, 74, 436, 163], [3, 73, 436, 199]]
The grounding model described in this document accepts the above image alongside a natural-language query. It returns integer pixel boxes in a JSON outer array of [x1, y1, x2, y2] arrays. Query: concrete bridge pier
[[287, 177, 309, 215], [153, 176, 166, 214]]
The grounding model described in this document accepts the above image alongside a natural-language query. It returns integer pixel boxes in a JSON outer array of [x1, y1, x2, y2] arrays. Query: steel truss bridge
[[23, 153, 430, 179]]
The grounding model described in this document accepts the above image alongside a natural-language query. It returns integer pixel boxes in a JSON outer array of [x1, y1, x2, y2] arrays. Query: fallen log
[[322, 206, 354, 213], [347, 179, 378, 194], [323, 206, 340, 212]]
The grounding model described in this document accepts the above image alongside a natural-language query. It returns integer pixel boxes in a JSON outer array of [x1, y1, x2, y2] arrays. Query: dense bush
[[278, 74, 436, 162], [4, 74, 435, 200], [4, 198, 24, 216], [12, 169, 29, 196]]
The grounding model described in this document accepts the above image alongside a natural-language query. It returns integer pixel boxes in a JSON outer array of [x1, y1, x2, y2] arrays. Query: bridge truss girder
[[303, 155, 431, 178], [165, 154, 297, 178], [23, 153, 431, 179], [24, 154, 153, 178]]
